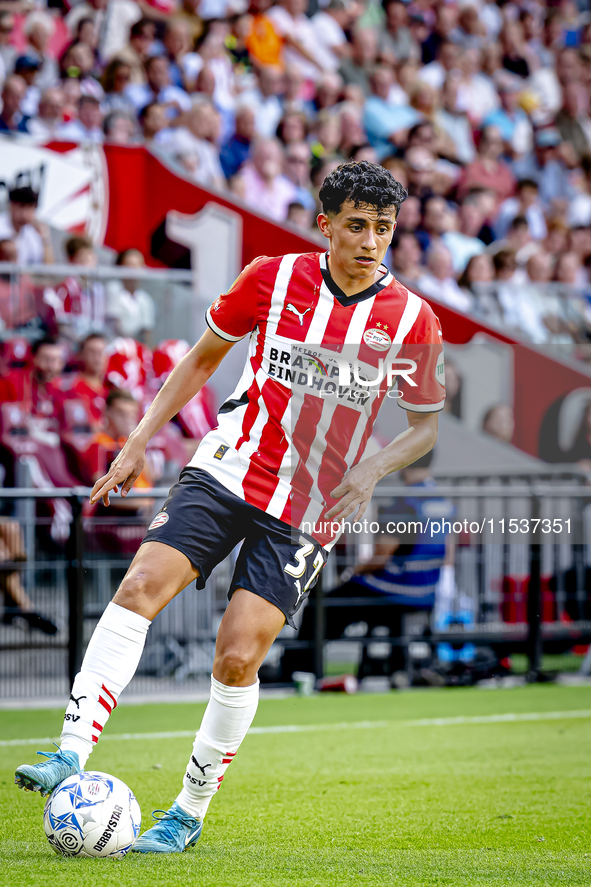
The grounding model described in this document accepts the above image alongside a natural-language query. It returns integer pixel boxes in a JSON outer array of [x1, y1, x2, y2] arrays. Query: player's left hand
[[326, 463, 379, 523]]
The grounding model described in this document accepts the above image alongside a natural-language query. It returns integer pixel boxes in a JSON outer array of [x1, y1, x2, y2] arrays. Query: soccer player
[[15, 162, 445, 853]]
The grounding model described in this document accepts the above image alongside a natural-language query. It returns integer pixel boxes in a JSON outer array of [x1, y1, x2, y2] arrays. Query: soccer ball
[[43, 771, 141, 858]]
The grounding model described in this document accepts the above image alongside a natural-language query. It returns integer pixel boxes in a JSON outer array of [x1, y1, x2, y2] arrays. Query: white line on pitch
[[2, 709, 591, 748]]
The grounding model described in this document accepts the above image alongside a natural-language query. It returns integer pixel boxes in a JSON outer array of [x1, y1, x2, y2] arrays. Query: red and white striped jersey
[[190, 252, 445, 546]]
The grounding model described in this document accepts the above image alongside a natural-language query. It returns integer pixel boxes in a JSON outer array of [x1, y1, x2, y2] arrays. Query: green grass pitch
[[1, 684, 590, 886]]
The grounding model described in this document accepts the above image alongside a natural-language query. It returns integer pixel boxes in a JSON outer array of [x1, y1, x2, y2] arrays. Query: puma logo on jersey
[[286, 303, 312, 325]]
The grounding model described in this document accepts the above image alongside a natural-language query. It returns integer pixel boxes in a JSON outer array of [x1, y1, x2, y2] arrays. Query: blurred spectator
[[238, 138, 297, 221], [0, 239, 37, 330], [0, 335, 64, 425], [513, 128, 570, 208], [276, 110, 307, 147], [27, 87, 64, 140], [363, 65, 421, 159], [482, 403, 515, 443], [23, 11, 59, 94], [569, 154, 591, 228], [1, 516, 57, 634], [457, 126, 516, 209], [0, 75, 29, 133], [139, 100, 172, 145], [59, 41, 104, 102], [106, 248, 156, 344], [126, 55, 192, 119], [434, 77, 476, 165], [14, 54, 43, 118], [390, 231, 422, 286], [455, 6, 485, 52], [311, 0, 352, 71], [0, 11, 17, 86], [417, 243, 473, 311], [421, 4, 458, 65], [267, 0, 328, 82], [500, 20, 533, 80], [240, 64, 283, 138], [338, 27, 378, 97], [101, 59, 136, 115], [86, 389, 153, 507], [286, 201, 312, 230], [162, 19, 192, 90], [168, 99, 225, 189], [416, 194, 452, 253], [494, 179, 547, 242], [56, 94, 104, 143], [44, 234, 105, 342], [417, 39, 459, 92], [555, 82, 591, 163], [379, 0, 419, 65], [442, 195, 486, 274], [0, 187, 52, 266], [58, 332, 107, 429], [458, 252, 495, 304], [103, 109, 136, 144], [112, 18, 154, 86], [482, 78, 532, 158], [220, 104, 256, 178], [305, 72, 344, 118], [282, 140, 315, 212], [245, 0, 283, 69]]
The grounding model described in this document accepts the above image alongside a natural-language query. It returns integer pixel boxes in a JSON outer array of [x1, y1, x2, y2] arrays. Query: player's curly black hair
[[319, 161, 408, 217]]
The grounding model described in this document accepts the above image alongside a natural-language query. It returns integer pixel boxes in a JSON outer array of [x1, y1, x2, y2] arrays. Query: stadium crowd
[[1, 0, 591, 348]]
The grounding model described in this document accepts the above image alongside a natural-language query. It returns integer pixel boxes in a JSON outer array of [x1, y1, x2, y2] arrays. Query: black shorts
[[142, 467, 327, 628]]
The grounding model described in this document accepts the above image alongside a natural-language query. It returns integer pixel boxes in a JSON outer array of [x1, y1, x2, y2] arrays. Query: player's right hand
[[90, 438, 146, 507]]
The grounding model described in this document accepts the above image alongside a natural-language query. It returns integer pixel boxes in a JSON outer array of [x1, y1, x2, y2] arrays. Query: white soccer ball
[[43, 771, 141, 859]]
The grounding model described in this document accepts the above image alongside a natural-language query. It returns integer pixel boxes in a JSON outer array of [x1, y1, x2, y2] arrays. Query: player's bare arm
[[326, 411, 438, 522], [90, 329, 235, 506]]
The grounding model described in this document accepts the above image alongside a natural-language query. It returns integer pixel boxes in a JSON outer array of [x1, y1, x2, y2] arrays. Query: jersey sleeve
[[397, 300, 446, 413], [205, 256, 265, 342]]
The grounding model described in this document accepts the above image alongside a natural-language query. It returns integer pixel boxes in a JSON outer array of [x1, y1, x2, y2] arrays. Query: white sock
[[60, 602, 151, 767], [176, 675, 260, 820]]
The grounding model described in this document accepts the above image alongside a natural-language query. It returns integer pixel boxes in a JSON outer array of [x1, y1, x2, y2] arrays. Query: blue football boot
[[15, 749, 81, 797], [132, 801, 203, 853]]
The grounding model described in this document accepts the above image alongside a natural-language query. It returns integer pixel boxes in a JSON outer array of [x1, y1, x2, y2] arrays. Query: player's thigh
[[213, 588, 286, 685], [113, 541, 200, 620], [230, 518, 328, 631]]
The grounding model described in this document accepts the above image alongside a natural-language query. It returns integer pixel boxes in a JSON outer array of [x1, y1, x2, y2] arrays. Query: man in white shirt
[[417, 242, 473, 311], [26, 87, 65, 142], [417, 40, 460, 92], [166, 99, 225, 190], [0, 186, 53, 265], [240, 65, 283, 139], [311, 0, 352, 72], [267, 0, 329, 81], [441, 195, 486, 274], [126, 55, 192, 120], [56, 95, 105, 143], [106, 248, 156, 342]]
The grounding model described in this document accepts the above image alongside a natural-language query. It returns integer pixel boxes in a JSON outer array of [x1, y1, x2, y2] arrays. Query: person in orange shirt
[[88, 388, 152, 497], [246, 0, 283, 69]]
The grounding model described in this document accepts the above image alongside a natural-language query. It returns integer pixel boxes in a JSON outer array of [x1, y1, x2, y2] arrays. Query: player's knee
[[214, 649, 256, 686], [113, 571, 163, 619]]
